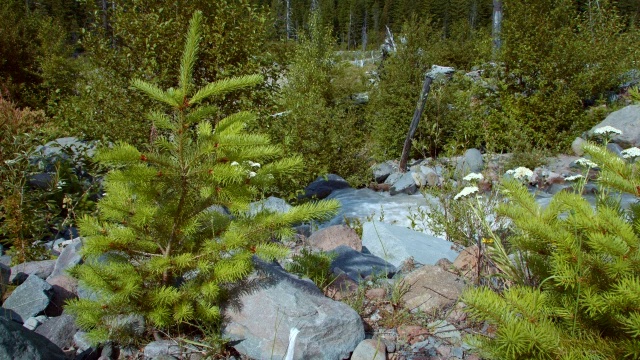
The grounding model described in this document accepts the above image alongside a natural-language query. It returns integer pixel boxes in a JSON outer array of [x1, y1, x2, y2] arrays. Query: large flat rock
[[2, 275, 53, 322], [0, 317, 66, 360], [362, 221, 459, 268], [224, 260, 364, 360]]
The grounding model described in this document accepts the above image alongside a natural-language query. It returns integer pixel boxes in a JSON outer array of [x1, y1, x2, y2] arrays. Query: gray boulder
[[571, 137, 585, 156], [224, 260, 364, 360], [589, 105, 640, 147], [362, 221, 459, 268], [143, 340, 182, 359], [10, 260, 57, 284], [47, 237, 83, 280], [372, 162, 395, 183], [455, 148, 484, 179], [330, 245, 396, 283], [389, 172, 418, 195], [300, 174, 351, 200], [2, 275, 53, 322], [0, 317, 67, 360], [248, 196, 292, 216], [34, 312, 79, 349]]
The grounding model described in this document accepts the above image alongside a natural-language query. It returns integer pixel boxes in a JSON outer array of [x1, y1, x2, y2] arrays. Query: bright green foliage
[[462, 142, 640, 359], [262, 12, 370, 188], [65, 12, 339, 344]]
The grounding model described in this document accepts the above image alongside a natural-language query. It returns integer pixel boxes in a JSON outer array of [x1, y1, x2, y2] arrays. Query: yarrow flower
[[621, 147, 640, 159], [247, 171, 257, 178], [575, 158, 597, 168], [246, 161, 261, 168], [593, 126, 622, 136], [454, 186, 479, 200], [506, 167, 533, 181], [564, 174, 583, 182], [463, 172, 484, 182], [230, 161, 239, 166]]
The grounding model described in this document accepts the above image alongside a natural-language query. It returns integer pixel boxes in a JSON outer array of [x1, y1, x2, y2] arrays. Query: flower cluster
[[506, 167, 533, 181], [454, 186, 479, 200], [593, 126, 622, 136], [230, 160, 260, 178], [621, 147, 640, 160], [575, 158, 597, 168], [564, 174, 583, 182], [463, 172, 484, 182]]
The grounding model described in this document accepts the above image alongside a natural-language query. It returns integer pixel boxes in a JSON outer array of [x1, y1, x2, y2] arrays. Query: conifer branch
[[189, 74, 263, 105]]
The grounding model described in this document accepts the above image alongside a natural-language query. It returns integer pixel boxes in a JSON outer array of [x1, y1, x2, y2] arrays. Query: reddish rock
[[397, 325, 429, 342], [307, 225, 362, 252], [325, 273, 358, 301], [365, 288, 387, 301], [453, 245, 480, 279], [401, 265, 466, 314]]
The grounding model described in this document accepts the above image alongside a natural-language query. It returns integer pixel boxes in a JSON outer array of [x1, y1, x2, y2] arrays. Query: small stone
[[365, 288, 387, 300], [144, 340, 182, 359], [73, 331, 93, 352], [351, 339, 387, 360], [23, 317, 42, 331]]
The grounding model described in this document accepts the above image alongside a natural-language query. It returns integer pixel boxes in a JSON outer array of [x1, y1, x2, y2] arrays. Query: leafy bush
[[260, 12, 371, 190], [66, 12, 339, 345], [55, 0, 274, 146], [462, 142, 640, 359]]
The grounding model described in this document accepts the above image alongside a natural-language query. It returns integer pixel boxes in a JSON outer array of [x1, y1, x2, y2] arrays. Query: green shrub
[[260, 12, 371, 191], [66, 12, 339, 345], [55, 0, 274, 146], [286, 248, 337, 291], [462, 142, 640, 359]]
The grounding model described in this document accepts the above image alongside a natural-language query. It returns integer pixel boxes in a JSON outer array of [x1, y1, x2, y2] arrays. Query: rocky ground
[[1, 105, 638, 359]]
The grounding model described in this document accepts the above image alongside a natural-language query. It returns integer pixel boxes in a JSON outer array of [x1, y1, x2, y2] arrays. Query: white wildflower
[[575, 158, 597, 168], [463, 172, 484, 182], [593, 126, 622, 136], [509, 167, 533, 181], [454, 186, 479, 200], [56, 180, 66, 189], [230, 161, 239, 166], [564, 174, 583, 181], [248, 171, 257, 178], [247, 160, 261, 168], [621, 147, 640, 159]]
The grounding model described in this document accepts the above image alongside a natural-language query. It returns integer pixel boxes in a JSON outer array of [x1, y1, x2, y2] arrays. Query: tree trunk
[[361, 8, 368, 51], [285, 0, 292, 40], [399, 74, 434, 172], [492, 0, 503, 57]]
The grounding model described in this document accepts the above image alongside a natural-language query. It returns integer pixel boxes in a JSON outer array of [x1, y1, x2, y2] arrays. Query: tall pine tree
[[66, 11, 339, 344]]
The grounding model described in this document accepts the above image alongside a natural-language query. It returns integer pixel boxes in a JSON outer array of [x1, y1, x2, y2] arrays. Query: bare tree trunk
[[347, 10, 353, 50], [361, 8, 368, 51], [470, 0, 478, 29], [399, 74, 434, 172], [492, 0, 503, 58], [285, 0, 292, 40]]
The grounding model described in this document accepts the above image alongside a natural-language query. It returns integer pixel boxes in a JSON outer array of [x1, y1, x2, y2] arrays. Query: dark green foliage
[[55, 0, 273, 146], [286, 248, 337, 290], [259, 13, 371, 189], [65, 12, 339, 345], [0, 0, 79, 109], [462, 142, 640, 359], [367, 17, 491, 159]]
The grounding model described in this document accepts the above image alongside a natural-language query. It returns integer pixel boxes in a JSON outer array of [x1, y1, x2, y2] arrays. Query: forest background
[[1, 0, 640, 249]]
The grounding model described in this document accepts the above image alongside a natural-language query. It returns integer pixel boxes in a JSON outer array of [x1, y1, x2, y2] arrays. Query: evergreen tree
[[66, 11, 339, 344], [462, 141, 640, 359]]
